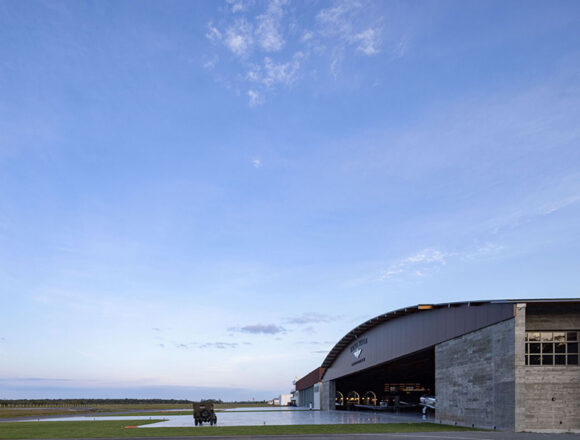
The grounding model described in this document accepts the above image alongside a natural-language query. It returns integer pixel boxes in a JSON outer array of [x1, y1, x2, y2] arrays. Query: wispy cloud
[[380, 243, 507, 282], [247, 89, 263, 107], [485, 173, 580, 235], [198, 342, 239, 349], [285, 312, 338, 325], [229, 324, 286, 335], [296, 339, 335, 346], [381, 248, 447, 280], [169, 340, 241, 350], [206, 22, 222, 42], [262, 52, 303, 87], [352, 28, 381, 55], [252, 158, 262, 168], [205, 0, 395, 106], [255, 0, 287, 52], [316, 1, 383, 59], [224, 19, 254, 57], [226, 0, 251, 14]]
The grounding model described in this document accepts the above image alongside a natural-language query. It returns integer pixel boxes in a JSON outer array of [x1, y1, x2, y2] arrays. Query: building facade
[[295, 299, 580, 432]]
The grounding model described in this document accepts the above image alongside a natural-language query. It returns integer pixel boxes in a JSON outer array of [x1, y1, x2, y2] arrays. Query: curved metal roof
[[320, 298, 578, 370]]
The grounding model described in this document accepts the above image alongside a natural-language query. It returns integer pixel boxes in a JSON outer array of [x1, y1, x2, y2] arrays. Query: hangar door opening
[[334, 347, 434, 411]]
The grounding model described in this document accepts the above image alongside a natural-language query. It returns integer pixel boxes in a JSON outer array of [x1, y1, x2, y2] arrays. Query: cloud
[[316, 1, 356, 36], [316, 1, 382, 57], [381, 249, 448, 280], [224, 19, 254, 57], [485, 173, 580, 235], [157, 343, 165, 348], [169, 341, 241, 350], [229, 324, 286, 335], [379, 242, 509, 282], [393, 35, 408, 58], [206, 22, 222, 42], [205, 0, 391, 106], [198, 342, 239, 349], [252, 158, 262, 168], [405, 249, 446, 265], [152, 327, 161, 332], [463, 243, 505, 260], [226, 0, 250, 13], [262, 52, 304, 87], [247, 89, 263, 107], [255, 0, 287, 52], [203, 54, 219, 70], [285, 312, 338, 325], [312, 350, 329, 354], [352, 28, 380, 55]]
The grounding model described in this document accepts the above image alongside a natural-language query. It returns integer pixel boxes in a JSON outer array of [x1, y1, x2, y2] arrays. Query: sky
[[1, 0, 580, 401]]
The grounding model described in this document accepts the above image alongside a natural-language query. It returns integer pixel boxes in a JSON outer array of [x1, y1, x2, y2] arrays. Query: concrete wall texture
[[435, 318, 516, 430], [436, 304, 580, 432], [519, 306, 580, 431], [320, 380, 335, 411]]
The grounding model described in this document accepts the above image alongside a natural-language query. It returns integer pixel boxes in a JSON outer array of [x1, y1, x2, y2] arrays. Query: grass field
[[0, 402, 266, 419], [0, 419, 479, 439]]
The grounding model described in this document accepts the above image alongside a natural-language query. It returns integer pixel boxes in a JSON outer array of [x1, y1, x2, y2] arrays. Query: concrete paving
[[19, 409, 428, 427], [7, 407, 580, 438]]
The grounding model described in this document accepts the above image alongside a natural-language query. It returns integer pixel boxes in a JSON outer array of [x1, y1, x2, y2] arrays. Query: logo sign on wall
[[350, 337, 368, 366]]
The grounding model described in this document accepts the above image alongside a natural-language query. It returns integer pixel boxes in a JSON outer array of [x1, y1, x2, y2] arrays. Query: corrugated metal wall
[[324, 303, 514, 381], [298, 386, 314, 408]]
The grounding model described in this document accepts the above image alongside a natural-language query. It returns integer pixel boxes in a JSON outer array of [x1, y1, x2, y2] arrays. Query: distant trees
[[0, 398, 270, 408], [0, 398, 194, 408]]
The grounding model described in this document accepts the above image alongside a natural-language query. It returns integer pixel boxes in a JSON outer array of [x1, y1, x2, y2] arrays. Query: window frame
[[525, 330, 579, 366]]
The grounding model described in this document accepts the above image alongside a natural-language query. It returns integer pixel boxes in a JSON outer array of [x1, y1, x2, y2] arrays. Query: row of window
[[525, 331, 579, 366]]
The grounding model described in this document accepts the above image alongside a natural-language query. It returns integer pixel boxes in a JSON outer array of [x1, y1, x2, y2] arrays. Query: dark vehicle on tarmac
[[192, 401, 217, 426]]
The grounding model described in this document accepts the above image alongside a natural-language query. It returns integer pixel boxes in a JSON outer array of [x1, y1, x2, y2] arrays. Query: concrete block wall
[[435, 318, 516, 430], [519, 308, 580, 431], [520, 367, 580, 431]]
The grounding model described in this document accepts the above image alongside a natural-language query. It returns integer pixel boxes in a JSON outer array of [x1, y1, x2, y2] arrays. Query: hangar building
[[295, 299, 579, 432]]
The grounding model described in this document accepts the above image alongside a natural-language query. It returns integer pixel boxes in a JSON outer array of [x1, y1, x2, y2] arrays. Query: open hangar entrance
[[334, 347, 434, 411]]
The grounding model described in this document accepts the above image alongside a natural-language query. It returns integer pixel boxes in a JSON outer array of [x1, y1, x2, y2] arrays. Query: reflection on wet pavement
[[32, 407, 427, 428]]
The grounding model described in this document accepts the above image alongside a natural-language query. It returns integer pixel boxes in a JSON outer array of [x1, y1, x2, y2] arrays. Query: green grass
[[0, 405, 189, 419], [0, 420, 479, 439], [94, 411, 192, 417], [0, 402, 268, 420]]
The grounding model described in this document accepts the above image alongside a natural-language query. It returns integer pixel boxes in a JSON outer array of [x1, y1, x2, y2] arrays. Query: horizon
[[1, 0, 580, 401]]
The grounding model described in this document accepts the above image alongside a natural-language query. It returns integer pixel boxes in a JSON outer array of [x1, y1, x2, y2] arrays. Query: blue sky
[[1, 0, 579, 401]]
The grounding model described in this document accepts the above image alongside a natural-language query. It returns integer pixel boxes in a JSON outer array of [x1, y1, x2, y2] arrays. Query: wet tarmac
[[25, 407, 428, 428]]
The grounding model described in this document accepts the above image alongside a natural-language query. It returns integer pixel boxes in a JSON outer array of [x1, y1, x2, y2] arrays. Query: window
[[525, 331, 579, 366]]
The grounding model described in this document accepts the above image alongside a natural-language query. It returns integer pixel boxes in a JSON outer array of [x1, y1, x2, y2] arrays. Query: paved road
[[53, 433, 580, 440]]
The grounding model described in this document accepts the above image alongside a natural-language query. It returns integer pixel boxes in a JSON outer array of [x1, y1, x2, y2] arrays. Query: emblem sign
[[350, 337, 368, 366]]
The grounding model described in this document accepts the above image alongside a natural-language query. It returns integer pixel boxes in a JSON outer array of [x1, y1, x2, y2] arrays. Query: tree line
[[0, 398, 223, 408]]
